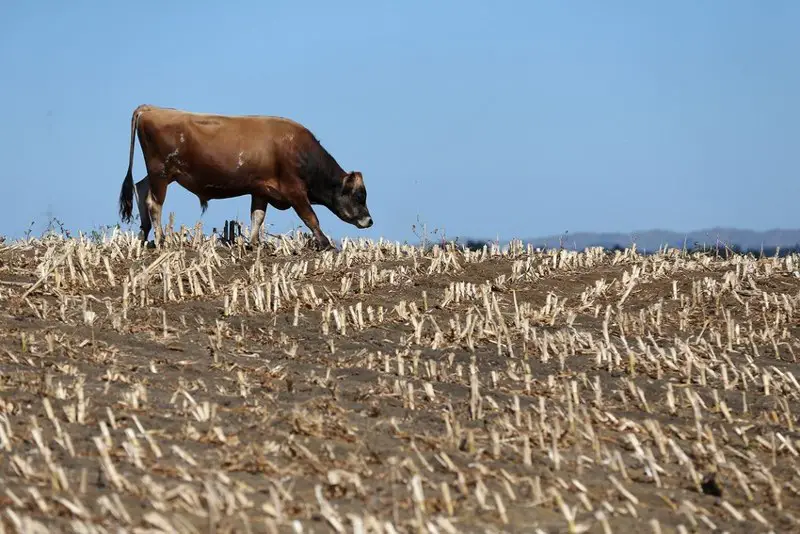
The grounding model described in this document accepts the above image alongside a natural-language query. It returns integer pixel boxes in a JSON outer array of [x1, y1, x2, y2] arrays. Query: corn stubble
[[0, 226, 800, 532]]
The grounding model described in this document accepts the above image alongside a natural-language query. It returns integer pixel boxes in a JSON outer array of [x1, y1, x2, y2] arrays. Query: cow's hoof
[[314, 239, 336, 252]]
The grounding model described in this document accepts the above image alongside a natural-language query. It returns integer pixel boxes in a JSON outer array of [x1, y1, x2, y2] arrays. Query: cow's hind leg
[[146, 177, 168, 248], [135, 176, 152, 244], [248, 195, 268, 249]]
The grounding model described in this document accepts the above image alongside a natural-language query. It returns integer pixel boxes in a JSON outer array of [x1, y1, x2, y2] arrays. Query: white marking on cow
[[179, 133, 185, 144], [356, 216, 373, 229], [237, 151, 245, 169], [165, 147, 181, 168]]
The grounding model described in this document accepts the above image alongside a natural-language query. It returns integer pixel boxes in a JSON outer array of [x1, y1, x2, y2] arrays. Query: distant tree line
[[457, 238, 800, 258]]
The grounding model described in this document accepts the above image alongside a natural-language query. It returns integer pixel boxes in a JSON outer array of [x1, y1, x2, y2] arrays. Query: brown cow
[[118, 104, 373, 250]]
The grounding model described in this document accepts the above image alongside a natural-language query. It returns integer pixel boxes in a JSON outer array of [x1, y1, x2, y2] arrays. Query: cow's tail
[[119, 105, 150, 223]]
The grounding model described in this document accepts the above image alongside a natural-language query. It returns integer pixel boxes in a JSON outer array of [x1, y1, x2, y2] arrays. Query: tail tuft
[[119, 170, 134, 222]]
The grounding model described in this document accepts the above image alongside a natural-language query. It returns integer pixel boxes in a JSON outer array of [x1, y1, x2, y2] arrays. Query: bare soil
[[1, 228, 800, 533]]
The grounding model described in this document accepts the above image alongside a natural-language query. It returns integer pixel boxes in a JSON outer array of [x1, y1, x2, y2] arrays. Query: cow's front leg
[[135, 176, 152, 244], [289, 195, 335, 251], [248, 195, 268, 249]]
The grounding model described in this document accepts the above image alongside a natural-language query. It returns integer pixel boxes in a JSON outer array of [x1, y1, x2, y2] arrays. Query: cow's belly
[[175, 172, 254, 200], [174, 170, 290, 206]]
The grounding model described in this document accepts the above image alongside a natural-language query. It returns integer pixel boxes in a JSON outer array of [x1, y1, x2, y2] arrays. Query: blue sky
[[1, 1, 798, 243]]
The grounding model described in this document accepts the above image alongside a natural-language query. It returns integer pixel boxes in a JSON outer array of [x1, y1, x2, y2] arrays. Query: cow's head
[[333, 171, 373, 229]]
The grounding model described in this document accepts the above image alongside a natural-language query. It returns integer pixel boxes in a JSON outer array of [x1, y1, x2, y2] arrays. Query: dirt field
[[1, 226, 800, 533]]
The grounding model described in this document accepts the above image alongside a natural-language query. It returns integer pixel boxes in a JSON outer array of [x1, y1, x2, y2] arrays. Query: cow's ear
[[342, 172, 356, 191]]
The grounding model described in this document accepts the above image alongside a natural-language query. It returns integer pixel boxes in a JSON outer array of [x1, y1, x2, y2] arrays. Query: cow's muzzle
[[356, 216, 373, 229]]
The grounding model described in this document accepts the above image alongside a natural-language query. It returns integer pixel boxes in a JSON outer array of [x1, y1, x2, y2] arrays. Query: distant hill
[[458, 227, 800, 254]]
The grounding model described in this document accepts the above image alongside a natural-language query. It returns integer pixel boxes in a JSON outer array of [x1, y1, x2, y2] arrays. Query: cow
[[118, 104, 373, 250]]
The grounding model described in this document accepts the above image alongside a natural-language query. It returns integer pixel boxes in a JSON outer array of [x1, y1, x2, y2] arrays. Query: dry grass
[[1, 225, 800, 533]]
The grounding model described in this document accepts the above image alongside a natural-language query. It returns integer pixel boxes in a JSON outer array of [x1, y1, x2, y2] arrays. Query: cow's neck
[[298, 138, 347, 207], [306, 171, 346, 208]]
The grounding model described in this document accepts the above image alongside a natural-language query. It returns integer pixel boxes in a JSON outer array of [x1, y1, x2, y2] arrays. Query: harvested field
[[2, 226, 800, 533]]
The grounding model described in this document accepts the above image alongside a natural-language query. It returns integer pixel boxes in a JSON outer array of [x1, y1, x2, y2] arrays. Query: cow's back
[[143, 107, 308, 141]]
